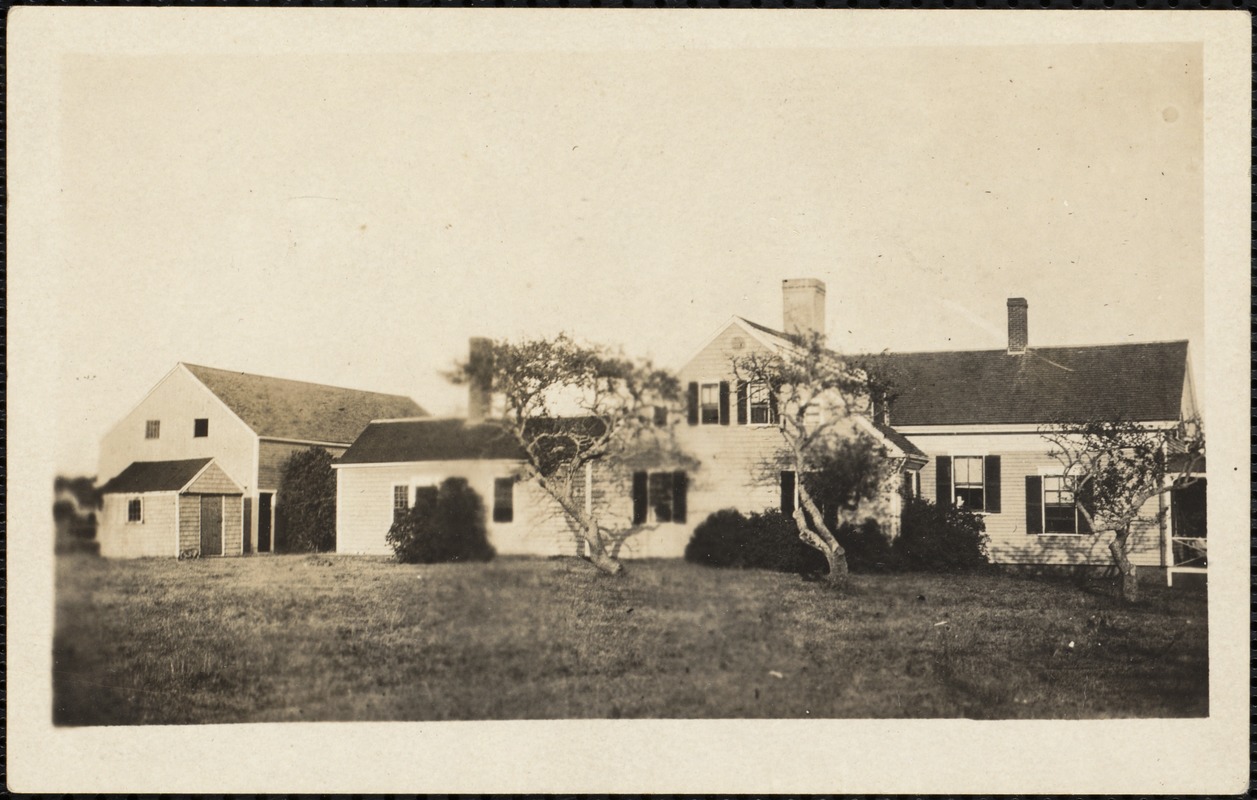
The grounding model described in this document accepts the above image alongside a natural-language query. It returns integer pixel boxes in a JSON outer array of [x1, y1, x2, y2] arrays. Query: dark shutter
[[672, 472, 688, 524], [768, 386, 779, 424], [686, 382, 699, 426], [653, 405, 668, 427], [984, 455, 1002, 514], [736, 382, 748, 425], [718, 381, 730, 425], [780, 471, 796, 516], [631, 471, 648, 525], [935, 456, 952, 506], [1025, 475, 1043, 534]]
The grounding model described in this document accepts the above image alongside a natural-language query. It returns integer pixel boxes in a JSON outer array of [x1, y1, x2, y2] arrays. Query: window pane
[[493, 478, 514, 523], [648, 472, 673, 523], [955, 487, 984, 510], [1044, 505, 1077, 533], [145, 420, 160, 439], [393, 486, 409, 509], [699, 383, 720, 424]]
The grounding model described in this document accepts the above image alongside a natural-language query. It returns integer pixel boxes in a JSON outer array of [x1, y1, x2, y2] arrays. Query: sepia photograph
[[7, 7, 1250, 794]]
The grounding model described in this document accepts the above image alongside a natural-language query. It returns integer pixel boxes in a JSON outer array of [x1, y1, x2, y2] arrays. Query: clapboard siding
[[336, 460, 583, 557], [909, 430, 1164, 568], [258, 441, 348, 491], [97, 366, 256, 494], [98, 493, 177, 558]]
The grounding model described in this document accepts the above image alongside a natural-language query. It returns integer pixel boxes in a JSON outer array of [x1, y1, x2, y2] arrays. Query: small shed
[[97, 458, 245, 558]]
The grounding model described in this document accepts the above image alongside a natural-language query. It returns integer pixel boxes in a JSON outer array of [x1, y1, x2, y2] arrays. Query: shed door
[[200, 495, 223, 556]]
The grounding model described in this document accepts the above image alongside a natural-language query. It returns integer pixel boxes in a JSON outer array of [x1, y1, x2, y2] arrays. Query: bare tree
[[1041, 416, 1205, 602], [452, 334, 680, 576], [733, 332, 897, 585]]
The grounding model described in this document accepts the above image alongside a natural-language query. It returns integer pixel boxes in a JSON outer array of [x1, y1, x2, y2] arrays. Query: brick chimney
[[782, 278, 826, 338], [1007, 298, 1028, 355], [467, 337, 493, 423]]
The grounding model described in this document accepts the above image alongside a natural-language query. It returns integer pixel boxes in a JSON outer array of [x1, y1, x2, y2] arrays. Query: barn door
[[258, 493, 273, 553], [200, 495, 223, 556]]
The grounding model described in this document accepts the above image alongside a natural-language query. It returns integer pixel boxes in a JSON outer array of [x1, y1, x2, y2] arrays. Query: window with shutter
[[686, 382, 699, 425], [984, 455, 1002, 513], [493, 478, 515, 523], [935, 456, 952, 506], [672, 472, 688, 524]]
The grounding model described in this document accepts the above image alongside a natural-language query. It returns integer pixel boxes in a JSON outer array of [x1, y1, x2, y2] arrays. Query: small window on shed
[[193, 418, 209, 438], [127, 497, 143, 523], [393, 485, 409, 523], [493, 478, 515, 523], [145, 420, 160, 439]]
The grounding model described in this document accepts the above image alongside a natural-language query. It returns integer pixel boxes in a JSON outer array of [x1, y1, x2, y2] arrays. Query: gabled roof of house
[[99, 458, 214, 494], [871, 422, 927, 459], [732, 318, 1189, 427], [337, 418, 527, 464], [337, 416, 610, 465], [182, 363, 427, 444], [876, 341, 1190, 426]]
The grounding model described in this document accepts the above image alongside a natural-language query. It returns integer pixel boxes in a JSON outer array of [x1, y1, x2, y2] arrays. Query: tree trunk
[[791, 506, 848, 586], [536, 473, 625, 576], [583, 512, 624, 576], [1108, 527, 1138, 603]]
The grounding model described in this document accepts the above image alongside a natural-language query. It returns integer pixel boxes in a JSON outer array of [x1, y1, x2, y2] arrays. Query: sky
[[51, 40, 1203, 475]]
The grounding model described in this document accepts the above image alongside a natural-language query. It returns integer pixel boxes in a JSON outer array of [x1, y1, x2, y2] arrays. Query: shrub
[[387, 477, 495, 564], [893, 496, 990, 572], [276, 447, 337, 553], [833, 518, 897, 573], [685, 508, 826, 575]]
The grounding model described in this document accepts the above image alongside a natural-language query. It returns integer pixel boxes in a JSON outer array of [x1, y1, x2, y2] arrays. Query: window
[[699, 382, 721, 424], [1040, 475, 1091, 534], [393, 485, 409, 522], [127, 497, 143, 523], [493, 478, 515, 523], [952, 456, 985, 510], [746, 382, 776, 425], [632, 471, 688, 525], [193, 418, 209, 438], [936, 455, 1001, 513], [145, 420, 160, 439]]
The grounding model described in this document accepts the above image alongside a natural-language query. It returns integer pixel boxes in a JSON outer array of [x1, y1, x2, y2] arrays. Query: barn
[[97, 458, 245, 558]]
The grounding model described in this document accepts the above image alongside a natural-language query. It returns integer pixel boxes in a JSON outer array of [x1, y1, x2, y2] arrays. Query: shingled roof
[[732, 319, 1190, 427], [337, 416, 610, 466], [183, 363, 427, 444], [876, 341, 1190, 426], [336, 419, 527, 465], [99, 458, 214, 494]]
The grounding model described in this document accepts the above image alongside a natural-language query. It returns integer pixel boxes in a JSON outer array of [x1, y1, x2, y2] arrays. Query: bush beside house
[[894, 497, 990, 572], [276, 447, 337, 553], [686, 498, 989, 575], [387, 477, 496, 564]]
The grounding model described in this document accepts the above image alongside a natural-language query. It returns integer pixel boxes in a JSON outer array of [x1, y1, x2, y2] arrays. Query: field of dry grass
[[53, 553, 1208, 725]]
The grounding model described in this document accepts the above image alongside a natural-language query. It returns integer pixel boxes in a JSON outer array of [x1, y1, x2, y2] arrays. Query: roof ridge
[[871, 339, 1189, 358], [181, 362, 416, 401]]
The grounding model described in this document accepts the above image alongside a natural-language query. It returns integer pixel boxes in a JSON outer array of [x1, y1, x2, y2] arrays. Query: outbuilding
[[97, 458, 245, 558]]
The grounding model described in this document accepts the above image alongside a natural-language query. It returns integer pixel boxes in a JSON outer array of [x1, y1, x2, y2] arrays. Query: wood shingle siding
[[257, 441, 346, 491]]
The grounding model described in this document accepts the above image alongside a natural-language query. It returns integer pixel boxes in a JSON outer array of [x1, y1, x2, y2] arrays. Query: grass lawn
[[53, 553, 1207, 725]]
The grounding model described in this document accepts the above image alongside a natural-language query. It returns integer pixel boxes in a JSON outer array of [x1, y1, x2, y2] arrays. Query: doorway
[[200, 495, 223, 556], [258, 492, 273, 553]]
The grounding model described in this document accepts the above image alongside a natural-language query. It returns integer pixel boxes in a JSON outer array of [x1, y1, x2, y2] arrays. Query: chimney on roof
[[467, 337, 493, 423], [1007, 297, 1028, 355], [783, 278, 826, 338]]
